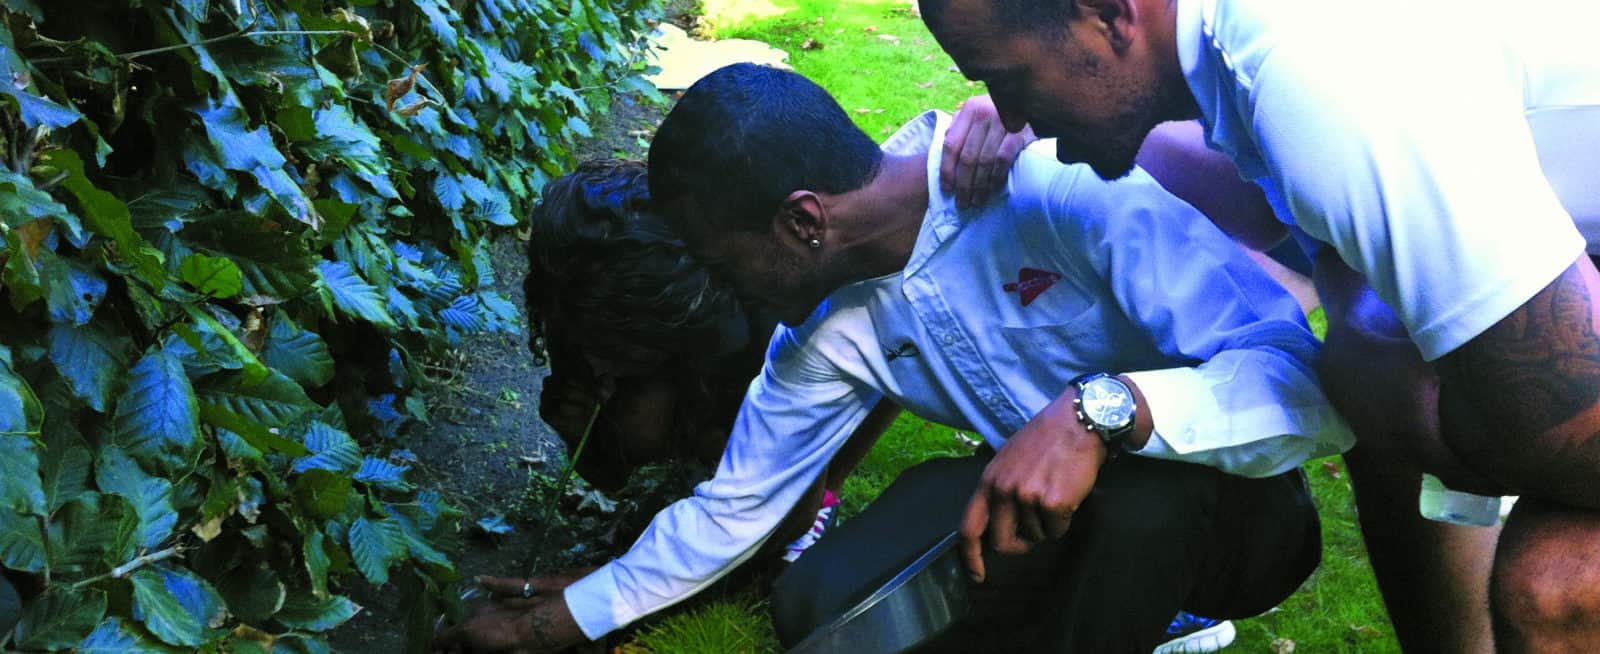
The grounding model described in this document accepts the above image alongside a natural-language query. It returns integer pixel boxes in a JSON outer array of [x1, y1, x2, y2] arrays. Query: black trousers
[[771, 452, 1321, 653]]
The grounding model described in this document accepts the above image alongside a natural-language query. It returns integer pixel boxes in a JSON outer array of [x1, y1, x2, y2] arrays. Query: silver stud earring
[[808, 238, 821, 249]]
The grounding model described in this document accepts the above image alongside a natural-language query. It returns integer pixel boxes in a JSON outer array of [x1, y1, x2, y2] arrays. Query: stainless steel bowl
[[787, 531, 971, 654]]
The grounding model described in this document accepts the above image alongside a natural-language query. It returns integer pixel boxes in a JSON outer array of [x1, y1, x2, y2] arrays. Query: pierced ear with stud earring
[[808, 238, 822, 249]]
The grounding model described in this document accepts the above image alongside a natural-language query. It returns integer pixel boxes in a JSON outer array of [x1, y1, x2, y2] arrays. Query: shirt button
[[941, 332, 957, 345]]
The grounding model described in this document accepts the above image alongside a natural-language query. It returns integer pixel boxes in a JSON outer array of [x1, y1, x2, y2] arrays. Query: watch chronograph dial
[[1081, 377, 1135, 428]]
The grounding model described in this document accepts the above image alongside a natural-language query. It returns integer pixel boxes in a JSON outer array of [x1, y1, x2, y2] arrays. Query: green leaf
[[179, 253, 243, 299], [14, 588, 106, 651], [178, 304, 268, 384], [112, 349, 201, 474], [315, 261, 395, 327], [217, 565, 286, 624], [353, 457, 412, 492], [0, 507, 46, 572], [77, 617, 184, 653], [129, 567, 226, 647], [94, 448, 176, 550], [192, 96, 314, 227], [0, 433, 45, 516], [40, 249, 108, 325], [195, 370, 314, 429], [0, 45, 82, 130], [0, 574, 17, 641], [48, 494, 130, 575], [303, 528, 331, 599], [261, 314, 335, 388], [0, 356, 42, 438], [274, 594, 359, 632], [49, 321, 133, 413], [197, 404, 308, 457], [36, 149, 164, 287], [291, 421, 361, 475], [38, 428, 93, 512], [348, 516, 407, 584], [292, 470, 352, 520]]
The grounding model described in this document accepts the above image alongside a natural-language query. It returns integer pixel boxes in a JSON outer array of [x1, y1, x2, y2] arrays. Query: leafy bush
[[0, 0, 658, 650]]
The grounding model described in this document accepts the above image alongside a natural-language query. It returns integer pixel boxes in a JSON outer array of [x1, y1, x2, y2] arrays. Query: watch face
[[1081, 377, 1135, 429]]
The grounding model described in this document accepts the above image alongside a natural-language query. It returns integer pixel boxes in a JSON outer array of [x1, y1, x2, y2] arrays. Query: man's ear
[[776, 190, 827, 249], [1071, 0, 1138, 53]]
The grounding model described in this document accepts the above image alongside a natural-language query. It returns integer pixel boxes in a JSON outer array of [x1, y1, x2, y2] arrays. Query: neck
[[824, 151, 931, 281], [1147, 0, 1202, 121]]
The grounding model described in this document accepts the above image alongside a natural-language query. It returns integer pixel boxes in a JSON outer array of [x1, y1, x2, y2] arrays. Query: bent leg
[[1315, 251, 1497, 654], [1035, 458, 1320, 654], [1492, 499, 1600, 653]]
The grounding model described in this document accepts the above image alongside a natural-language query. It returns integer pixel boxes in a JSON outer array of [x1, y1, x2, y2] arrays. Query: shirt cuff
[[1123, 366, 1214, 455], [563, 563, 632, 641]]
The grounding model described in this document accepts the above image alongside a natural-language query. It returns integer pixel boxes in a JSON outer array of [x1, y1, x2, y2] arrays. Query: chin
[[1054, 140, 1137, 180]]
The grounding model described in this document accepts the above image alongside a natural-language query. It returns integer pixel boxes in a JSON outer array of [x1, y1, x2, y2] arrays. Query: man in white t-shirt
[[433, 63, 1353, 653], [918, 0, 1600, 650]]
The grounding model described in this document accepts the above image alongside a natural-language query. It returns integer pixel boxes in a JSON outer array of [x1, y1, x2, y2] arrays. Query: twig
[[35, 515, 50, 587], [116, 29, 357, 61], [70, 546, 184, 589], [551, 402, 602, 507]]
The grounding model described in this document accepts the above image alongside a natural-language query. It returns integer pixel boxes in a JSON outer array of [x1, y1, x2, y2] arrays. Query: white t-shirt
[[562, 111, 1354, 639], [1179, 0, 1600, 360]]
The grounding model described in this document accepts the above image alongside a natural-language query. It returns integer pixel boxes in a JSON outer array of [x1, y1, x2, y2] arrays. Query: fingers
[[1041, 504, 1073, 540], [955, 125, 997, 209], [959, 490, 990, 584], [475, 576, 532, 597], [941, 106, 977, 194], [1016, 502, 1046, 545], [987, 132, 1029, 197], [990, 489, 1033, 555]]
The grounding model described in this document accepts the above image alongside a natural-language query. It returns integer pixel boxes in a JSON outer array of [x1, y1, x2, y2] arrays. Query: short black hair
[[647, 63, 883, 235], [919, 0, 1076, 37], [524, 159, 745, 368]]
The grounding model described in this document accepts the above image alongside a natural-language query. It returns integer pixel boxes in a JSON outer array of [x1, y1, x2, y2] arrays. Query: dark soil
[[330, 4, 733, 647], [328, 90, 670, 653]]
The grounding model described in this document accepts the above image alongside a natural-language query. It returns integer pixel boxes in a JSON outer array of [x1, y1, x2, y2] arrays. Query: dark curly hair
[[525, 160, 769, 490]]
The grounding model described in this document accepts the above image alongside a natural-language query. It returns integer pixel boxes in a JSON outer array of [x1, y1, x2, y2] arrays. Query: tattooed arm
[[1436, 256, 1600, 508]]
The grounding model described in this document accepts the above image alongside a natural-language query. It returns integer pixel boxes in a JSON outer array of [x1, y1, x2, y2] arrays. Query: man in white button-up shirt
[[918, 0, 1600, 650], [433, 64, 1352, 652]]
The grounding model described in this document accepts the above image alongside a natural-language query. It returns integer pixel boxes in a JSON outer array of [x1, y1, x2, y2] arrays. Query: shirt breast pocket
[[997, 303, 1125, 372]]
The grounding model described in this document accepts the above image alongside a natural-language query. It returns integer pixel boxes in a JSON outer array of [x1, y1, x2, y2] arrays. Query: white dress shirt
[[564, 111, 1355, 638], [1178, 0, 1600, 361]]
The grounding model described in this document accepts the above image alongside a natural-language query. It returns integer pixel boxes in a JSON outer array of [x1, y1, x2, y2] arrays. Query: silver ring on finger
[[521, 581, 534, 599]]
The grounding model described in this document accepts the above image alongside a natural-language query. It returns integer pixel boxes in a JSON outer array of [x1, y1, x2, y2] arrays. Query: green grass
[[623, 3, 1398, 651]]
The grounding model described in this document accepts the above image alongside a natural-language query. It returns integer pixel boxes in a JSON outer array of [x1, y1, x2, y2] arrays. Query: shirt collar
[[880, 110, 965, 279], [1176, 0, 1219, 129]]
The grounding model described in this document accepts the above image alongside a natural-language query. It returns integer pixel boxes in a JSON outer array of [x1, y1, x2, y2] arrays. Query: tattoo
[[1440, 262, 1600, 436]]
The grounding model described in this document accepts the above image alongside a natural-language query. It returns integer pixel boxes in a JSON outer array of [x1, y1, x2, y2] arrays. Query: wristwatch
[[1070, 373, 1137, 451]]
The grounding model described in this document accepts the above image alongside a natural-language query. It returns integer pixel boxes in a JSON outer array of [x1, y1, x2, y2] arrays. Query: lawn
[[624, 1, 1400, 651]]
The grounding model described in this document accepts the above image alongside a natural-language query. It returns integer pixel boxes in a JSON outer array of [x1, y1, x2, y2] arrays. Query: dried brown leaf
[[801, 38, 823, 50], [916, 81, 935, 89], [863, 24, 878, 33], [385, 64, 427, 113], [1270, 638, 1297, 654], [397, 98, 434, 118]]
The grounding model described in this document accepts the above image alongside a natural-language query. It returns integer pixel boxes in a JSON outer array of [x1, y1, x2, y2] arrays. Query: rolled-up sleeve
[[1063, 168, 1354, 477], [564, 323, 879, 638]]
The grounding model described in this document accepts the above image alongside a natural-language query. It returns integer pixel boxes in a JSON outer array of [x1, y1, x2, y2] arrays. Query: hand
[[960, 389, 1105, 583], [942, 95, 1039, 209], [431, 572, 592, 654]]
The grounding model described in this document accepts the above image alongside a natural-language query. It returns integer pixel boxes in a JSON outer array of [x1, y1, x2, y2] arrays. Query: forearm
[[1122, 347, 1355, 478]]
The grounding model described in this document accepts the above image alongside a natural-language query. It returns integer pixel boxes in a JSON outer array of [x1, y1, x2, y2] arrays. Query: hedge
[[0, 0, 658, 650]]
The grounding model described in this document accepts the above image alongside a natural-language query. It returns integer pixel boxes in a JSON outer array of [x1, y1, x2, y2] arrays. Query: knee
[[1491, 511, 1600, 636]]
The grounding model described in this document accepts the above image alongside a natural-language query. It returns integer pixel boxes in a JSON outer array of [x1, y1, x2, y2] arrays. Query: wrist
[[1052, 385, 1112, 465]]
